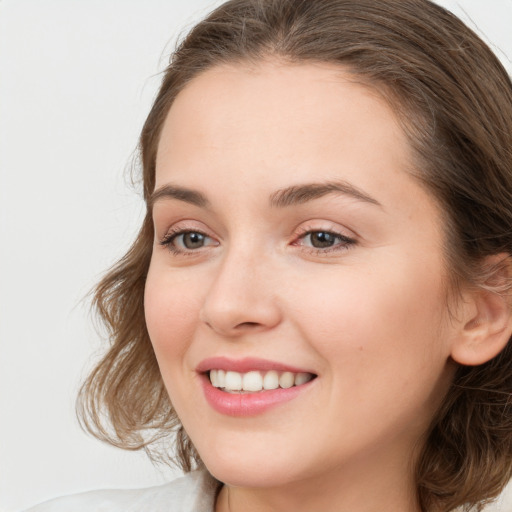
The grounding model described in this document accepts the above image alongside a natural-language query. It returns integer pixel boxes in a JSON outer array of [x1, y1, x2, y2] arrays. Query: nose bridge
[[200, 239, 281, 336]]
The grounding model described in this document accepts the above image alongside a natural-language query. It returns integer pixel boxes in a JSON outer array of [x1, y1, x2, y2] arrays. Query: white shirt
[[23, 471, 219, 512]]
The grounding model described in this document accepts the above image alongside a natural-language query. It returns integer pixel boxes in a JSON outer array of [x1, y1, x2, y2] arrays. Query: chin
[[192, 434, 300, 488], [204, 457, 297, 488]]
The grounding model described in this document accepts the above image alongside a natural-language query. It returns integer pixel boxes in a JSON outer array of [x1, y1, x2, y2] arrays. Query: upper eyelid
[[157, 219, 215, 237], [293, 230, 356, 247], [157, 221, 356, 239], [293, 221, 357, 239], [159, 229, 219, 257], [296, 229, 354, 240], [160, 227, 355, 252], [157, 216, 359, 244], [160, 227, 214, 243]]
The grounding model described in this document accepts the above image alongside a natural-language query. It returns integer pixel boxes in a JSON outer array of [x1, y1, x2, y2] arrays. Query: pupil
[[184, 232, 205, 249], [311, 232, 335, 248]]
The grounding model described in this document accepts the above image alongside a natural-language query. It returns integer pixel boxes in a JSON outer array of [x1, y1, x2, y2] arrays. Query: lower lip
[[200, 374, 314, 417]]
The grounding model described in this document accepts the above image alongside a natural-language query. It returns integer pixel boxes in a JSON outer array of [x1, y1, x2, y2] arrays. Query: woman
[[27, 0, 512, 511]]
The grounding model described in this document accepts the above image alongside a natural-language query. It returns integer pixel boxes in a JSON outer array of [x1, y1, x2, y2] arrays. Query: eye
[[176, 231, 208, 250], [294, 229, 356, 253], [304, 231, 341, 248], [160, 229, 218, 254]]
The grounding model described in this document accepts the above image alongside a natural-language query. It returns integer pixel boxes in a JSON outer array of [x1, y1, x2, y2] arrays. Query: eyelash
[[159, 228, 216, 256], [292, 227, 356, 255], [159, 227, 357, 256]]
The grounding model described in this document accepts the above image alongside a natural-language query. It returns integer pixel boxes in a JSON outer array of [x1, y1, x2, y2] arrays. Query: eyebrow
[[150, 180, 381, 210], [150, 184, 210, 209], [269, 180, 381, 208]]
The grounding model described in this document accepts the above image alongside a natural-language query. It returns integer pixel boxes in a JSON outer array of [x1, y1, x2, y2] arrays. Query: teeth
[[279, 371, 295, 389], [243, 371, 263, 392], [209, 369, 314, 393], [224, 371, 242, 391], [263, 370, 279, 390], [295, 372, 312, 386]]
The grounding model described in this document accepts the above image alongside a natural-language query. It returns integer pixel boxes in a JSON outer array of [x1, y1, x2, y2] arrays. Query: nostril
[[236, 322, 260, 329]]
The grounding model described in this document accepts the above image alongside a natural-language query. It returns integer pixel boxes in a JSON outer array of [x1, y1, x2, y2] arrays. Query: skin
[[145, 61, 467, 512]]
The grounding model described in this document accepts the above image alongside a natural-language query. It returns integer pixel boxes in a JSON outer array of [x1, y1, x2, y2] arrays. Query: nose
[[199, 248, 282, 337]]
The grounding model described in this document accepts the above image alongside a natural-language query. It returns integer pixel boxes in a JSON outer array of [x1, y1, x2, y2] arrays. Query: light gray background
[[1, 1, 511, 511]]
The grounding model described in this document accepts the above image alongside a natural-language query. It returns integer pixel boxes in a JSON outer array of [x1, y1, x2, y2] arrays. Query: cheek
[[287, 260, 453, 445], [287, 255, 450, 385], [144, 267, 203, 366]]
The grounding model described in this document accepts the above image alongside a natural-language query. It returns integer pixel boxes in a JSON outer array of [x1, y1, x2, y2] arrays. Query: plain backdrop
[[1, 1, 512, 511]]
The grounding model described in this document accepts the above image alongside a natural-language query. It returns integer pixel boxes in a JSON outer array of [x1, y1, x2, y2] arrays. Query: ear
[[450, 254, 512, 366]]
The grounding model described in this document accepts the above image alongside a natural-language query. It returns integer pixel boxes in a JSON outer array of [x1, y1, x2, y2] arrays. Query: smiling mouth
[[209, 369, 316, 393]]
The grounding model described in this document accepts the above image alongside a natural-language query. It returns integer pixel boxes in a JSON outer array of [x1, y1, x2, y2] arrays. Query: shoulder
[[23, 471, 219, 512]]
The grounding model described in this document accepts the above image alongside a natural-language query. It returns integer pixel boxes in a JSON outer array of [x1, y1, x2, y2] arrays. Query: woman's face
[[145, 62, 459, 492]]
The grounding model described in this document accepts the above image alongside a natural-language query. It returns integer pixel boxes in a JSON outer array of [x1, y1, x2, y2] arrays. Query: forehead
[[154, 60, 422, 212]]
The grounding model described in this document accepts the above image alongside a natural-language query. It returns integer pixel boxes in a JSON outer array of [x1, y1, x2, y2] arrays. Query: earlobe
[[450, 255, 512, 366]]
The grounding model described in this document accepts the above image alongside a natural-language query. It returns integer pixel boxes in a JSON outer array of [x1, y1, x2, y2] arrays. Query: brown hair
[[77, 0, 512, 510]]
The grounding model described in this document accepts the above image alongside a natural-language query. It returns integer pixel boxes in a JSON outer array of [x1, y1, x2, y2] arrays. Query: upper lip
[[196, 356, 316, 375]]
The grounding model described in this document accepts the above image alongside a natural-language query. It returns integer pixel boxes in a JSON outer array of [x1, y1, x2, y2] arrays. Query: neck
[[215, 448, 421, 512]]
